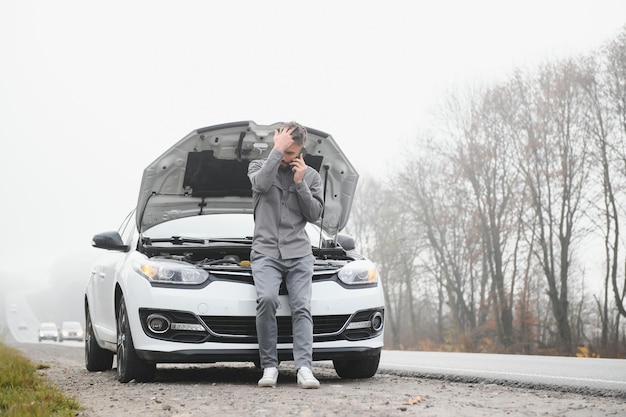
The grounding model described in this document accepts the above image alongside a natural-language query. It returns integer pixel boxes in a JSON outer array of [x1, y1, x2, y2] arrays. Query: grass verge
[[0, 342, 82, 417]]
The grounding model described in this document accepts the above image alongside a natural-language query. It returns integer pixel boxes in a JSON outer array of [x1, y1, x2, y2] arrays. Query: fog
[[1, 0, 625, 311]]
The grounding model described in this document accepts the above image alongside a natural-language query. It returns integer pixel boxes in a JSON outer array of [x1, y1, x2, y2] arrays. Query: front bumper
[[122, 274, 385, 363]]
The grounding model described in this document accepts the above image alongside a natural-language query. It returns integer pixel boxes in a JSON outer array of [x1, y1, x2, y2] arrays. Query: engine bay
[[143, 244, 355, 272]]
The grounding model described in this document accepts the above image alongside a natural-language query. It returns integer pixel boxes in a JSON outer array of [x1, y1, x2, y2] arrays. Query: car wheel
[[85, 307, 114, 372], [116, 295, 156, 383], [333, 351, 381, 379]]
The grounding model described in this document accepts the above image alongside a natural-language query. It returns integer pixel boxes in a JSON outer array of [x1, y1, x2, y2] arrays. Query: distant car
[[85, 121, 385, 383], [59, 321, 84, 342], [38, 322, 59, 342], [18, 321, 28, 330]]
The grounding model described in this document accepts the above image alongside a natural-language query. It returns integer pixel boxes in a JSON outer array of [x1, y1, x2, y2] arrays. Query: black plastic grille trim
[[201, 314, 351, 343]]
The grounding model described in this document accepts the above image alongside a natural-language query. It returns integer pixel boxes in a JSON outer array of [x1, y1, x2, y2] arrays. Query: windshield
[[143, 213, 326, 247]]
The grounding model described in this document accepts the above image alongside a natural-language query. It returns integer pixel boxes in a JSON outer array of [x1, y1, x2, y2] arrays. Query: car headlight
[[337, 260, 379, 285], [134, 259, 209, 285]]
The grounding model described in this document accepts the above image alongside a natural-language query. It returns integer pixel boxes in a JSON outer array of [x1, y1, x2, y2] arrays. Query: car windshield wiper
[[142, 236, 207, 245], [206, 237, 253, 244], [142, 236, 253, 246]]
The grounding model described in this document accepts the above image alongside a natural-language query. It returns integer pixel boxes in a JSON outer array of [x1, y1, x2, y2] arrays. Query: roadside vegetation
[[0, 340, 81, 417], [348, 25, 626, 358]]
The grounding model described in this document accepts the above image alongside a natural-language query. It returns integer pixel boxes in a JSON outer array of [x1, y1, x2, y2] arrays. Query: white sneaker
[[258, 367, 279, 387], [297, 367, 320, 389]]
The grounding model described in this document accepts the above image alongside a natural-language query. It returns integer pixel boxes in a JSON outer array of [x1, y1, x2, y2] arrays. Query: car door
[[92, 211, 136, 343]]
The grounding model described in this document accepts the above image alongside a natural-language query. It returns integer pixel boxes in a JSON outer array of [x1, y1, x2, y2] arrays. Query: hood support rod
[[318, 164, 330, 248]]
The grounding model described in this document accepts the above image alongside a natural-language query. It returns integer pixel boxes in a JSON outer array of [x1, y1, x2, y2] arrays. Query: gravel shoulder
[[10, 342, 626, 417]]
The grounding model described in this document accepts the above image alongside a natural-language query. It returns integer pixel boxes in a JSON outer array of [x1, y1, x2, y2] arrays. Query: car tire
[[85, 307, 114, 372], [116, 295, 156, 383], [333, 351, 381, 379]]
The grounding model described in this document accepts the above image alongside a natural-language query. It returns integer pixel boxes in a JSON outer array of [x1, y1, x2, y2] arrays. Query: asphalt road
[[4, 291, 83, 347], [378, 350, 626, 396]]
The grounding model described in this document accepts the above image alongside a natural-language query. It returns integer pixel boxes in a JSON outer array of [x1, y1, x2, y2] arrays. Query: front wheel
[[116, 295, 156, 383], [333, 351, 381, 379], [85, 307, 113, 372]]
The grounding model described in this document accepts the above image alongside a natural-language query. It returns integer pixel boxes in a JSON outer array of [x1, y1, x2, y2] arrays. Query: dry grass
[[0, 342, 81, 417]]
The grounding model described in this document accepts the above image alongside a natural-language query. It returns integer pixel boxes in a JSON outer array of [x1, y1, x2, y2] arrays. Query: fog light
[[370, 312, 384, 331], [147, 314, 170, 334]]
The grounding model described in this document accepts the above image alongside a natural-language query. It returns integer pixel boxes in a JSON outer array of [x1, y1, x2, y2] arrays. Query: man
[[247, 122, 324, 389]]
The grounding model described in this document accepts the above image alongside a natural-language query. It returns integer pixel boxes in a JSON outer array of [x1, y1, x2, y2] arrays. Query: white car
[[85, 121, 385, 383], [59, 321, 84, 342], [38, 322, 59, 342]]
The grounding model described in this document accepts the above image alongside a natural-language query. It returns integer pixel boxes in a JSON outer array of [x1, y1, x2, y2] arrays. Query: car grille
[[200, 314, 351, 343]]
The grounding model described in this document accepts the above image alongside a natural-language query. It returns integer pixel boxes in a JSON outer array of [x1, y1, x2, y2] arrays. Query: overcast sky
[[1, 0, 625, 283]]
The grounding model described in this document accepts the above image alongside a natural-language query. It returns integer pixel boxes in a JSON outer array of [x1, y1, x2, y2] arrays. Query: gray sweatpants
[[251, 250, 314, 369]]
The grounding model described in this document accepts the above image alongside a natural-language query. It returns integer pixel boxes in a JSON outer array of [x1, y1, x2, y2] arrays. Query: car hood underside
[[136, 121, 359, 236]]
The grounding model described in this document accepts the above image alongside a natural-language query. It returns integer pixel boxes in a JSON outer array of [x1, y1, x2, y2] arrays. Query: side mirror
[[92, 231, 130, 252], [336, 233, 356, 251]]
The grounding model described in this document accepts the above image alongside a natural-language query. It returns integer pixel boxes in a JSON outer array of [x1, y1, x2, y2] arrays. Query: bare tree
[[447, 84, 528, 348], [582, 51, 621, 355], [347, 177, 423, 348], [511, 60, 592, 354], [603, 27, 626, 321], [395, 146, 481, 347]]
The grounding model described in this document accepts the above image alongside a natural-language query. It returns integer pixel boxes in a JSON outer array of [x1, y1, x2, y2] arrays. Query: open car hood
[[137, 121, 359, 237]]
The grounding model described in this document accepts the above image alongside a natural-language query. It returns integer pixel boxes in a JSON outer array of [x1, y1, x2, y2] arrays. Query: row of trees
[[348, 26, 626, 357]]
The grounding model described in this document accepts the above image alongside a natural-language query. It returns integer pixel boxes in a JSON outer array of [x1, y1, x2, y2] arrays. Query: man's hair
[[283, 122, 307, 146]]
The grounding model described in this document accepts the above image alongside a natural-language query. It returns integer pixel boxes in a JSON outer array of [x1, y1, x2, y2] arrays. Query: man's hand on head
[[273, 126, 296, 152]]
